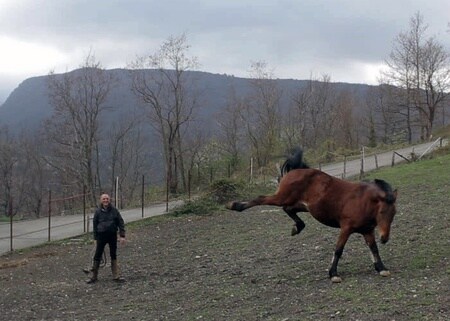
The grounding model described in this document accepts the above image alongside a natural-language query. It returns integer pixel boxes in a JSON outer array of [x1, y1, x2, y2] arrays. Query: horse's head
[[374, 179, 398, 244]]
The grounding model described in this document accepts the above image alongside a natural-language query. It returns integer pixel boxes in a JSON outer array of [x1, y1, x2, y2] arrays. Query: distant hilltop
[[0, 68, 371, 134]]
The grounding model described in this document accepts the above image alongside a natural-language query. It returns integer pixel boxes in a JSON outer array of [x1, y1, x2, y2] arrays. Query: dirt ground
[[0, 198, 449, 321]]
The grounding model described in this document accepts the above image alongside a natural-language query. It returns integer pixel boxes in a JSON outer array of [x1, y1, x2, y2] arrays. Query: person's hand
[[119, 237, 127, 246]]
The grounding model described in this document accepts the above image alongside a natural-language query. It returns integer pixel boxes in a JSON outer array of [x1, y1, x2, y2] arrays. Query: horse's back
[[278, 168, 338, 202], [280, 168, 340, 193], [279, 168, 375, 224]]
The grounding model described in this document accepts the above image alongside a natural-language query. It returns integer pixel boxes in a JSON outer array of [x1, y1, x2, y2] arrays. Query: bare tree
[[333, 90, 358, 149], [310, 75, 338, 148], [383, 12, 450, 141], [216, 85, 246, 172], [0, 127, 16, 216], [416, 35, 450, 138], [365, 86, 391, 144], [383, 27, 416, 143], [288, 74, 337, 150], [46, 54, 115, 205], [242, 61, 282, 167], [182, 128, 209, 186], [0, 126, 51, 219], [130, 33, 201, 194], [283, 83, 310, 151], [14, 132, 50, 217], [106, 115, 150, 207]]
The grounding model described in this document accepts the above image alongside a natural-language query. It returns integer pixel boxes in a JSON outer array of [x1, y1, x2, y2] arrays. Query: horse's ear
[[381, 189, 397, 204], [393, 189, 398, 201]]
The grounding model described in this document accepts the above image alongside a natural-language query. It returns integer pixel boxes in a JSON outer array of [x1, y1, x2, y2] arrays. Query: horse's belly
[[308, 202, 341, 228], [318, 219, 340, 228], [309, 208, 340, 228], [311, 214, 340, 228]]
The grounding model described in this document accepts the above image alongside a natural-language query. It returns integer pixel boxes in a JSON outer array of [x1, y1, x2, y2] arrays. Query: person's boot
[[111, 259, 125, 282], [86, 260, 100, 284]]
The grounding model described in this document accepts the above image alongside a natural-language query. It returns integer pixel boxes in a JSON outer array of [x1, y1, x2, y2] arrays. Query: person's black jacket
[[93, 204, 125, 240]]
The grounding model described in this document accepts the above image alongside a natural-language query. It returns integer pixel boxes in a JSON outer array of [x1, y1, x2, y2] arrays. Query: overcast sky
[[1, 0, 449, 104]]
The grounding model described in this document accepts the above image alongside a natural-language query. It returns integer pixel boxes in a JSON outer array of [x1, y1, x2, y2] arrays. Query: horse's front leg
[[329, 228, 351, 283], [363, 232, 391, 277]]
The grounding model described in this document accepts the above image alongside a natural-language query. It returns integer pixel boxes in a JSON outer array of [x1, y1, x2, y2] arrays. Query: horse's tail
[[279, 147, 309, 179]]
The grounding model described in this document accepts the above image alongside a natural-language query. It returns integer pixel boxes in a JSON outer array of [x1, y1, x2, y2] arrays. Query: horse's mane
[[373, 179, 395, 204], [280, 147, 309, 177]]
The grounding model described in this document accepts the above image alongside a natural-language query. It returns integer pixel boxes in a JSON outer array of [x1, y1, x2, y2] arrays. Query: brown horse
[[227, 150, 397, 283]]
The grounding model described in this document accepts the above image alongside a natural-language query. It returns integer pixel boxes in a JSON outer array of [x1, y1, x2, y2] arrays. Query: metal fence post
[[343, 156, 347, 178], [9, 196, 13, 252], [48, 190, 52, 242], [83, 185, 86, 233], [141, 175, 145, 218], [188, 170, 191, 201]]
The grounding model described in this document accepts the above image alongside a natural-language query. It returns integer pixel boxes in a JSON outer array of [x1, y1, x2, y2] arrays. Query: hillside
[[0, 69, 372, 133]]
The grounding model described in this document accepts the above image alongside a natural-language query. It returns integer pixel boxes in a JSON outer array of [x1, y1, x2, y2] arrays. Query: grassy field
[[0, 151, 449, 320]]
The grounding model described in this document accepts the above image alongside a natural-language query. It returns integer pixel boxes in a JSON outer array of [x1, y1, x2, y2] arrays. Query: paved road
[[0, 201, 182, 256], [0, 139, 445, 256], [321, 139, 446, 178]]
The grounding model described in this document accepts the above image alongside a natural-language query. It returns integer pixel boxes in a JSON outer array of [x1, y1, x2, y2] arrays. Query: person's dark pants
[[94, 233, 118, 261]]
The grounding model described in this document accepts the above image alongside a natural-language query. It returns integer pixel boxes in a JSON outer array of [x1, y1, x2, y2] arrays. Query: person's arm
[[93, 210, 99, 241], [116, 210, 126, 243]]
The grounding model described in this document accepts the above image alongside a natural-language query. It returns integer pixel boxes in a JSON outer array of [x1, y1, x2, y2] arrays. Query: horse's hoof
[[331, 276, 342, 283], [86, 278, 97, 284], [225, 202, 235, 210], [379, 270, 391, 277], [291, 226, 299, 236]]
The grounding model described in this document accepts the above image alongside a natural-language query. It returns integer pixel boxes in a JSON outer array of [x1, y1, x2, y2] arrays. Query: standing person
[[87, 193, 126, 284]]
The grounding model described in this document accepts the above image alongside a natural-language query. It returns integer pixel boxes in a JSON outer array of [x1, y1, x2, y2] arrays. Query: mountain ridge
[[0, 68, 373, 134]]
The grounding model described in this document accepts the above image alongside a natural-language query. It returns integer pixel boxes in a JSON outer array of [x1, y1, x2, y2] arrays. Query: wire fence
[[1, 138, 446, 255], [1, 174, 167, 254]]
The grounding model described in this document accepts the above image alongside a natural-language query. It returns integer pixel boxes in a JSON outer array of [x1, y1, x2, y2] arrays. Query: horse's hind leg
[[363, 232, 390, 277], [283, 206, 306, 236], [227, 195, 279, 212]]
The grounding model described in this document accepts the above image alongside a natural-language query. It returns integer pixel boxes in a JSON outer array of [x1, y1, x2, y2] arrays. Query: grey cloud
[[1, 0, 449, 102]]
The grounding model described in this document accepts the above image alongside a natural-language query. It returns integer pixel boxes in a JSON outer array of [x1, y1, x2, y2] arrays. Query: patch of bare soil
[[0, 206, 449, 321]]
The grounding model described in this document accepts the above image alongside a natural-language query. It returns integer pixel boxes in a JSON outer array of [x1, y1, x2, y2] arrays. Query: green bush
[[169, 178, 276, 217], [170, 179, 258, 217], [207, 179, 245, 204], [170, 198, 220, 217]]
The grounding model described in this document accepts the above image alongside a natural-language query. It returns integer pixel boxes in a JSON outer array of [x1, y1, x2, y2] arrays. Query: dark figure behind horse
[[227, 148, 397, 282], [278, 147, 309, 180]]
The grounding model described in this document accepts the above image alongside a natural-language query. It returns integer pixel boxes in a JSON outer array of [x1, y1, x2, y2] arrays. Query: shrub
[[207, 179, 244, 204], [170, 179, 246, 216]]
